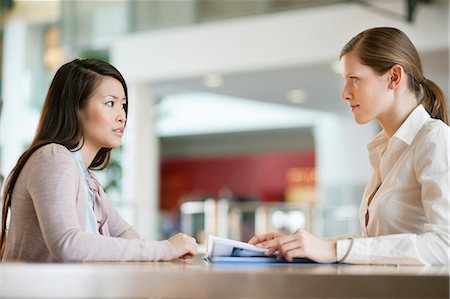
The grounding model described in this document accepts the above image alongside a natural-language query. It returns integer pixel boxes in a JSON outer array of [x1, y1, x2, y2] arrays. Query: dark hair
[[340, 27, 448, 125], [0, 59, 128, 257]]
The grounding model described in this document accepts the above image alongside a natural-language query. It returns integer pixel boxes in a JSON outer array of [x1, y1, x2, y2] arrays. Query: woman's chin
[[107, 141, 122, 149], [353, 115, 372, 125]]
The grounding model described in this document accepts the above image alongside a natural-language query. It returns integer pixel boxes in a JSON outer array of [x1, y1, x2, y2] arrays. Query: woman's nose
[[117, 110, 126, 123], [341, 84, 352, 101]]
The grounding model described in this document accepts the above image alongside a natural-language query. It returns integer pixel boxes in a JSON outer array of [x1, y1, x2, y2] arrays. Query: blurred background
[[0, 0, 448, 247]]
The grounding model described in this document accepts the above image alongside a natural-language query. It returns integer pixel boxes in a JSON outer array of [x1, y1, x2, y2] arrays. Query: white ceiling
[[155, 91, 331, 136]]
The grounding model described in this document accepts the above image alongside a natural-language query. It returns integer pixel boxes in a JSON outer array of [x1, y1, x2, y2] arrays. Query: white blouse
[[337, 105, 449, 265]]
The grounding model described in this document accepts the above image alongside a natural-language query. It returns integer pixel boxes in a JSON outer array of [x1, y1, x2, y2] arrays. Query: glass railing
[[60, 0, 352, 52], [179, 198, 315, 244]]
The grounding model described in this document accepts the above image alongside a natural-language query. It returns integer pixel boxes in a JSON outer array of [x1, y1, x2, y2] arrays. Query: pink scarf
[[86, 171, 110, 236]]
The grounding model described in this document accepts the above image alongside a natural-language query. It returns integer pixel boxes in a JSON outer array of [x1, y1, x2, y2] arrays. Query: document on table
[[205, 235, 315, 263]]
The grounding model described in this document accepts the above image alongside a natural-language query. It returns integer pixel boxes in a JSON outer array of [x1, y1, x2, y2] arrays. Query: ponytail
[[420, 78, 449, 125]]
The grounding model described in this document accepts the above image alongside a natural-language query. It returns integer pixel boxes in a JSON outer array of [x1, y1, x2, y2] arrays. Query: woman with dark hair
[[249, 27, 449, 265], [1, 59, 198, 262], [0, 97, 3, 186]]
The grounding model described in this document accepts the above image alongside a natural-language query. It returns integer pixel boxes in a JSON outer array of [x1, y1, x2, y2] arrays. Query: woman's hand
[[276, 229, 337, 263], [168, 233, 198, 259], [248, 232, 286, 256]]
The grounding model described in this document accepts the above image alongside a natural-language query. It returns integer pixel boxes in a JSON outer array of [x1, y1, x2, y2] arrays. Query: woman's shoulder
[[28, 143, 76, 168], [413, 119, 449, 153], [33, 142, 72, 156], [19, 143, 80, 188], [418, 119, 449, 141]]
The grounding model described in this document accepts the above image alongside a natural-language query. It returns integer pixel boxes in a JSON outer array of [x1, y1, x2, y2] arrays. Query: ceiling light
[[202, 73, 224, 88], [330, 60, 342, 75], [286, 89, 307, 104]]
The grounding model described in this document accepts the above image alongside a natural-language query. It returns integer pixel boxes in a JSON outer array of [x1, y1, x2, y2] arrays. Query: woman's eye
[[350, 76, 358, 82], [106, 101, 114, 107]]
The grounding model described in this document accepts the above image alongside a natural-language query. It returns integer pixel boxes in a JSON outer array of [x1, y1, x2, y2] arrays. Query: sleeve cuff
[[142, 239, 174, 261], [336, 239, 352, 262]]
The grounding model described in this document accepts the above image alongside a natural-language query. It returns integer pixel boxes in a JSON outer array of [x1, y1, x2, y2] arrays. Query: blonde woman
[[250, 27, 449, 265]]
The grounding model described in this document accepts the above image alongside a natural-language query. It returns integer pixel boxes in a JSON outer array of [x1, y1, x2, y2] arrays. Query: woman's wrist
[[336, 238, 354, 263]]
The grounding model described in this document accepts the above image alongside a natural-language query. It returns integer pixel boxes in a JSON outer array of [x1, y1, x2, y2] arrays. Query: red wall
[[160, 151, 315, 211]]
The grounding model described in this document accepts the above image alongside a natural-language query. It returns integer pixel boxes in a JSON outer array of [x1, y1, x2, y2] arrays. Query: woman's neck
[[79, 142, 99, 169], [378, 92, 418, 139]]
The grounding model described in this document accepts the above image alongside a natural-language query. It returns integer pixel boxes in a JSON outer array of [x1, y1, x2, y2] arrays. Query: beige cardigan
[[3, 144, 173, 262]]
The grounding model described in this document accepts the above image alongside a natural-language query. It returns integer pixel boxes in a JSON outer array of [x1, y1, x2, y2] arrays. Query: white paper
[[206, 235, 316, 264], [207, 235, 266, 258]]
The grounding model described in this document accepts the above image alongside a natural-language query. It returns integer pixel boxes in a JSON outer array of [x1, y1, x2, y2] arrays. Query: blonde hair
[[340, 27, 448, 125]]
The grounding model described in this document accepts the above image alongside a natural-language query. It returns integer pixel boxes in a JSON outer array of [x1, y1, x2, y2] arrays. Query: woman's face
[[78, 76, 127, 152], [341, 51, 392, 124]]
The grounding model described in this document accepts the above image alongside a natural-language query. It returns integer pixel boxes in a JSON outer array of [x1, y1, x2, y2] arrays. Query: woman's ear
[[388, 64, 403, 89]]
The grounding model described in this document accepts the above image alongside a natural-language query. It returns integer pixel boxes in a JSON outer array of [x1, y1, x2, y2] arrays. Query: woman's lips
[[350, 104, 359, 111], [113, 128, 124, 136]]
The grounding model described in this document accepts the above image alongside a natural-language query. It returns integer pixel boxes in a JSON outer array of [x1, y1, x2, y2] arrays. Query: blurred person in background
[[1, 59, 198, 262], [249, 27, 449, 265]]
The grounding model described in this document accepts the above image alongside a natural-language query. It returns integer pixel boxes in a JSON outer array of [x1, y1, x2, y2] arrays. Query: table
[[1, 256, 449, 298]]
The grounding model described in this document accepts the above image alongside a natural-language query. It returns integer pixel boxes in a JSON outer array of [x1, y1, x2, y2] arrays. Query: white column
[[314, 116, 376, 185], [121, 82, 159, 239], [0, 21, 30, 177], [313, 115, 377, 236]]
